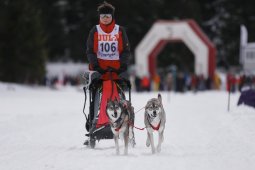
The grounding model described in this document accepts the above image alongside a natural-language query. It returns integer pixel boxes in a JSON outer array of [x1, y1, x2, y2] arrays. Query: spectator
[[152, 74, 161, 91], [141, 76, 150, 91]]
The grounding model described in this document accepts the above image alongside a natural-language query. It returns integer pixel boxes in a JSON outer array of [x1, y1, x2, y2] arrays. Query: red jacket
[[86, 20, 130, 80]]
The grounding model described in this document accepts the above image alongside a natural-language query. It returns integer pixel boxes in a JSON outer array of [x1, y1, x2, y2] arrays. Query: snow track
[[0, 83, 255, 170]]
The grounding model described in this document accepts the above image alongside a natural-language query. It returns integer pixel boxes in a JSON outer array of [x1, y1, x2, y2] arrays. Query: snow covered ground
[[0, 82, 255, 170]]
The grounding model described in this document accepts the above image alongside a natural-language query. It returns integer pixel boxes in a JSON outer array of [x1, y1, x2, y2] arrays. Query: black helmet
[[97, 1, 115, 16]]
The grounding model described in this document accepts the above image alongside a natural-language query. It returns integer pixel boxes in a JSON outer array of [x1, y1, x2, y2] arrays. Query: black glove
[[94, 65, 106, 74], [107, 64, 127, 75], [107, 67, 118, 73]]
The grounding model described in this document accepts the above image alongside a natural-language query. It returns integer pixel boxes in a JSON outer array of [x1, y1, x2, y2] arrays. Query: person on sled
[[84, 1, 131, 146], [87, 1, 130, 79]]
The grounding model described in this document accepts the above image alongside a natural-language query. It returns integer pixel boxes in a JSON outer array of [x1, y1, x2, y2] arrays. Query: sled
[[82, 71, 131, 148]]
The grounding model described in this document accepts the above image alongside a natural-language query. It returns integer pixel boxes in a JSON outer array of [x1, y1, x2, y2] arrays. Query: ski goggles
[[100, 14, 112, 18]]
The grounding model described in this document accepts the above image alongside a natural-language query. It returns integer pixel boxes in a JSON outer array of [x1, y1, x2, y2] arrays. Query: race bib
[[96, 25, 120, 60]]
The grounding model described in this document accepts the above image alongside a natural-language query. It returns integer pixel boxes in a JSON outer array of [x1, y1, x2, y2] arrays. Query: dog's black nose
[[153, 111, 156, 116]]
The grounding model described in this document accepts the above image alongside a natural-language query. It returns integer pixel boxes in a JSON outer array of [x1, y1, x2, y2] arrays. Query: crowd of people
[[43, 67, 255, 93], [226, 73, 255, 92], [42, 70, 255, 92], [129, 71, 255, 93]]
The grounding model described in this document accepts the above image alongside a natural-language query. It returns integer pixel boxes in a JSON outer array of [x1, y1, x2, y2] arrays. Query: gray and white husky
[[106, 98, 135, 155], [144, 94, 166, 154]]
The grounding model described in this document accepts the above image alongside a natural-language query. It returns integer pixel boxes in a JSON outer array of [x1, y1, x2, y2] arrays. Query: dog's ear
[[144, 102, 148, 110], [158, 93, 162, 104], [145, 102, 150, 111]]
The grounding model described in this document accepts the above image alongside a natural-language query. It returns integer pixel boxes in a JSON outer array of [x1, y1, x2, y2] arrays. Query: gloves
[[93, 65, 106, 74], [94, 64, 127, 75], [108, 64, 127, 74], [107, 67, 118, 73]]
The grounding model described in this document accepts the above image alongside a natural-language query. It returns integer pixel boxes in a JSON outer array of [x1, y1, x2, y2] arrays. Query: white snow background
[[0, 82, 255, 170]]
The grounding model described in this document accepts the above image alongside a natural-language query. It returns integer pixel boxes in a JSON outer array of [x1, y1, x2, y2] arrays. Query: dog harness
[[112, 107, 129, 132], [147, 116, 161, 131], [113, 115, 125, 132]]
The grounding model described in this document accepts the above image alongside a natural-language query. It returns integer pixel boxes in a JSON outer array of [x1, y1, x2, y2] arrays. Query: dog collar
[[114, 119, 123, 132], [150, 121, 161, 131], [114, 126, 122, 132], [113, 113, 125, 131], [147, 116, 161, 131]]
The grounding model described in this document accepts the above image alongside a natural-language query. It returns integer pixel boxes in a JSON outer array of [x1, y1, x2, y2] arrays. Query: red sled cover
[[96, 80, 120, 128]]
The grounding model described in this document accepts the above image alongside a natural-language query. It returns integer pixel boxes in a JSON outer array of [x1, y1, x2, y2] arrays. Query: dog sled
[[82, 70, 132, 148]]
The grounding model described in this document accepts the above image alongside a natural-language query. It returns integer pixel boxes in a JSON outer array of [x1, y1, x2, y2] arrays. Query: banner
[[240, 25, 255, 74]]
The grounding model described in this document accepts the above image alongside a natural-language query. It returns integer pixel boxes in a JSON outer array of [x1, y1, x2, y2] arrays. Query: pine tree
[[0, 0, 47, 83], [39, 0, 67, 61], [200, 0, 255, 66]]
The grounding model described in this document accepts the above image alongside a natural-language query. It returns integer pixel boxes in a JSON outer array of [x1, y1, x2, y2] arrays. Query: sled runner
[[82, 70, 131, 148]]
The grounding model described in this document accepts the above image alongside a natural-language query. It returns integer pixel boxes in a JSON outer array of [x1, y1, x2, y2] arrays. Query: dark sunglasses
[[100, 14, 112, 18]]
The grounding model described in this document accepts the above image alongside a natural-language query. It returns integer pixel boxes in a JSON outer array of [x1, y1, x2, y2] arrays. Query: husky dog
[[106, 98, 135, 155], [144, 94, 166, 154]]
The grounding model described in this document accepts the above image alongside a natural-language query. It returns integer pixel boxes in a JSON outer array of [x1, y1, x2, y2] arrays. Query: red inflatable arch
[[135, 20, 216, 79]]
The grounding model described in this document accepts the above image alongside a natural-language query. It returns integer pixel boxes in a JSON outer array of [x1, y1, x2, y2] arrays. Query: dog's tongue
[[97, 80, 120, 128]]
